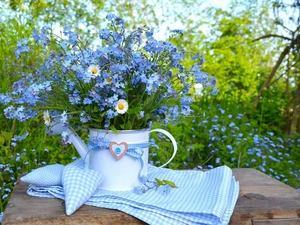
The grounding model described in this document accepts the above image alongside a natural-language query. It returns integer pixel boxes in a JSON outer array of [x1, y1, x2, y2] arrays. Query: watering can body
[[47, 122, 177, 190]]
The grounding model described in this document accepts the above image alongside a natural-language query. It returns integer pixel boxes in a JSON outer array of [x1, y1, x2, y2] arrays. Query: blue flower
[[139, 111, 144, 119], [15, 38, 31, 58], [31, 30, 40, 43], [145, 28, 154, 38], [83, 98, 92, 105], [207, 76, 217, 87], [180, 96, 193, 116], [99, 28, 111, 40], [61, 131, 71, 144], [133, 186, 144, 195], [229, 122, 235, 127], [80, 112, 91, 123], [210, 88, 218, 95], [12, 133, 28, 142], [277, 137, 283, 143], [199, 53, 205, 65], [219, 108, 225, 114], [171, 29, 184, 35], [144, 38, 165, 53], [159, 185, 172, 196], [236, 113, 244, 119], [2, 194, 8, 200], [106, 109, 117, 119], [40, 26, 51, 47], [226, 145, 233, 150], [61, 111, 68, 126], [253, 135, 260, 144]]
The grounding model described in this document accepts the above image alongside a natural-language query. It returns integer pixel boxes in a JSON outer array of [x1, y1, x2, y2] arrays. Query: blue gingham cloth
[[62, 164, 103, 215], [25, 159, 239, 225], [21, 164, 65, 186]]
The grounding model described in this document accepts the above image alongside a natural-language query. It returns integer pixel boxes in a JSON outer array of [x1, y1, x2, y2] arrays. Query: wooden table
[[2, 168, 300, 225]]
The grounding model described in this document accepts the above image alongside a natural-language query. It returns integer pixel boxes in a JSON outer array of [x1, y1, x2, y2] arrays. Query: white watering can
[[47, 121, 177, 191]]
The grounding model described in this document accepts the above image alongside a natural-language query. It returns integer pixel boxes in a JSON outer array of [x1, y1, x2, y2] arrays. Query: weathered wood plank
[[3, 178, 145, 225], [2, 168, 300, 225], [230, 168, 300, 225], [252, 218, 300, 225]]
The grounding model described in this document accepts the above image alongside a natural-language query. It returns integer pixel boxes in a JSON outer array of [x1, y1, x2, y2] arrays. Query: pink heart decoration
[[109, 142, 128, 160]]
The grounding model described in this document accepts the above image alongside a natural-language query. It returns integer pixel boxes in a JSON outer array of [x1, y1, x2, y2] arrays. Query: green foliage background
[[0, 0, 299, 220]]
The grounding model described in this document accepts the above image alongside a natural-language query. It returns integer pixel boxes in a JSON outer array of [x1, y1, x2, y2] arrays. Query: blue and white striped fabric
[[26, 160, 239, 225]]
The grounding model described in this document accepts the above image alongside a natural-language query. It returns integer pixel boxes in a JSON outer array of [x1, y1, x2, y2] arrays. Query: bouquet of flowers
[[0, 14, 217, 136]]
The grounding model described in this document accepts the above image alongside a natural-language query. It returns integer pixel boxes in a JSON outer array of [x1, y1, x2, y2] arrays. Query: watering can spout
[[66, 128, 89, 164], [46, 121, 89, 165]]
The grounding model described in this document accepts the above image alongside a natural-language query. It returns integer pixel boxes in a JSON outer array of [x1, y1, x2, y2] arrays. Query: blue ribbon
[[87, 136, 151, 186]]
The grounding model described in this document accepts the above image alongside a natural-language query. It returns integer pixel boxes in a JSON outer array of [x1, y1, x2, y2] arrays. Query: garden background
[[0, 0, 299, 222]]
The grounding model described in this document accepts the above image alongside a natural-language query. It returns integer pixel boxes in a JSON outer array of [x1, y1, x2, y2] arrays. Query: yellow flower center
[[106, 78, 112, 83], [45, 115, 50, 121], [118, 103, 124, 110], [91, 68, 98, 74]]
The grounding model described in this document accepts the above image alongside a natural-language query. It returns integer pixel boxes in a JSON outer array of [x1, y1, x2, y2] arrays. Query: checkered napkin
[[26, 160, 239, 225]]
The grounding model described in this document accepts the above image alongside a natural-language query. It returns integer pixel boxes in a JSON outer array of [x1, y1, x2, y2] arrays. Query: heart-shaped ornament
[[62, 165, 103, 215], [109, 142, 128, 160]]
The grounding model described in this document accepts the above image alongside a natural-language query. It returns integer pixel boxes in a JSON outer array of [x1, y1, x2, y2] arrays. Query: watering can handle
[[149, 128, 177, 168]]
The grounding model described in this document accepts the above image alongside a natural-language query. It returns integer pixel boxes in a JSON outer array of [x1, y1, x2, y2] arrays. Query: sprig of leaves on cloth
[[133, 178, 178, 195]]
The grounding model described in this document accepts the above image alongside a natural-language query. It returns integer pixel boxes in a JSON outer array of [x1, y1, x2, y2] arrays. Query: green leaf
[[1, 131, 12, 141], [127, 107, 142, 114], [109, 125, 118, 134], [0, 135, 5, 145], [125, 120, 132, 130], [155, 178, 164, 186], [93, 105, 99, 112], [144, 113, 151, 121], [44, 145, 54, 151], [162, 180, 178, 188]]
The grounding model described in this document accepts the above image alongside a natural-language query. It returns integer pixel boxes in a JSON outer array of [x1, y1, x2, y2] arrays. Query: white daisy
[[104, 77, 112, 85], [43, 110, 51, 126], [115, 99, 129, 114], [194, 83, 204, 97], [87, 64, 100, 77]]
